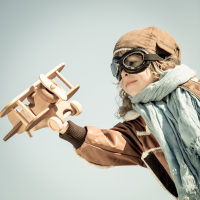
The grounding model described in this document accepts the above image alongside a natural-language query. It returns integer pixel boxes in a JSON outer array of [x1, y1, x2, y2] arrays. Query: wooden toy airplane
[[0, 62, 82, 141]]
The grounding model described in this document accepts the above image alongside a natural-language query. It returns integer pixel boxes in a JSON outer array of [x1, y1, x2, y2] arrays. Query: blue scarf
[[129, 64, 200, 200]]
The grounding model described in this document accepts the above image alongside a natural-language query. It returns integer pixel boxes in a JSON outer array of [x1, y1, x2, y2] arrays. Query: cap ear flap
[[156, 41, 174, 56]]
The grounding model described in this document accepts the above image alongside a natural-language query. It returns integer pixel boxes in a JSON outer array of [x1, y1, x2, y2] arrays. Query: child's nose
[[121, 69, 129, 79]]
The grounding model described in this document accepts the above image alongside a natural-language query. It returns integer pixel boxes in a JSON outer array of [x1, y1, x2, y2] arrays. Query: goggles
[[110, 48, 166, 81]]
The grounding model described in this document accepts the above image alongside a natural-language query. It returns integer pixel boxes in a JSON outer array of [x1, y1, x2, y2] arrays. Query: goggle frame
[[111, 48, 165, 81]]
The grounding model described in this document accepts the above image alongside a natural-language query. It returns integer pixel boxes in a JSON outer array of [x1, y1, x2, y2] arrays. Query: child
[[38, 26, 200, 199]]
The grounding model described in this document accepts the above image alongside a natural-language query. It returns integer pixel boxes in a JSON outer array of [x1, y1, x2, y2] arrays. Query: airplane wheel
[[70, 100, 82, 116]]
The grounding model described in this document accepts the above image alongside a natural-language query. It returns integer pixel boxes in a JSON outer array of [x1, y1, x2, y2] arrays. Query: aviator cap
[[113, 26, 181, 61]]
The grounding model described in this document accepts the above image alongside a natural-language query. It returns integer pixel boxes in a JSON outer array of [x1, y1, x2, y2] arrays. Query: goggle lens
[[123, 53, 143, 69], [110, 63, 118, 77], [110, 62, 122, 81]]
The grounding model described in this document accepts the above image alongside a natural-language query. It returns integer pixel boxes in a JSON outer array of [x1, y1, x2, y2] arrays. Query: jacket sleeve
[[59, 117, 147, 168]]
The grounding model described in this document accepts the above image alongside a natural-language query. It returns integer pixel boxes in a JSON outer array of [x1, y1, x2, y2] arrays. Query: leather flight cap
[[113, 26, 181, 61]]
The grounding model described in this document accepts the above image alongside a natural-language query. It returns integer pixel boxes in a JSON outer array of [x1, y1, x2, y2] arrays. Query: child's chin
[[129, 91, 140, 97]]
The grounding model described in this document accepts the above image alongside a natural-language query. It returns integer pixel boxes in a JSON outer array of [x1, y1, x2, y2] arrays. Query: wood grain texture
[[55, 71, 73, 89], [16, 100, 35, 120], [70, 100, 82, 116], [0, 62, 65, 118], [3, 121, 23, 141], [48, 117, 63, 132], [25, 107, 50, 131], [52, 100, 73, 123], [26, 130, 33, 138], [30, 93, 51, 116], [66, 84, 80, 100], [1, 62, 83, 139], [39, 74, 67, 101], [13, 108, 29, 126]]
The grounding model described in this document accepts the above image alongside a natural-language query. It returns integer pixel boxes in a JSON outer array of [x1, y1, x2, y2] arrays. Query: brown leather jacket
[[60, 78, 200, 199]]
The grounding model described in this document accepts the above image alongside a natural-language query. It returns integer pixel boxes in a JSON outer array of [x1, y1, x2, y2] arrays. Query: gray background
[[0, 0, 199, 200]]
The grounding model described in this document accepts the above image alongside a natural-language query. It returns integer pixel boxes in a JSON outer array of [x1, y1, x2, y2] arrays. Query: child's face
[[120, 67, 154, 97]]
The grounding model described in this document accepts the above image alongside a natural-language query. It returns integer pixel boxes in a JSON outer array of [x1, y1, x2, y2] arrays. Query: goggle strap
[[144, 54, 166, 61]]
